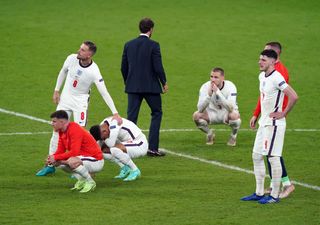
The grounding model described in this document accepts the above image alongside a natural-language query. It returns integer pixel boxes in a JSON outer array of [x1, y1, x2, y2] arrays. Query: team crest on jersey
[[77, 69, 83, 76]]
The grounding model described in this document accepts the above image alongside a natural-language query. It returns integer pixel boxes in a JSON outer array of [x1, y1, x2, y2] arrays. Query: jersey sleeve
[[274, 74, 288, 91], [253, 97, 261, 117], [54, 126, 83, 161], [93, 67, 118, 114], [225, 83, 237, 106], [197, 83, 210, 112], [104, 120, 120, 147], [53, 133, 66, 155], [54, 55, 72, 91]]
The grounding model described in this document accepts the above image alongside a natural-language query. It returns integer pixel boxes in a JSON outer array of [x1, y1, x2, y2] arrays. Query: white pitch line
[[161, 148, 320, 191], [1, 107, 319, 191], [0, 108, 51, 124], [0, 131, 51, 136], [1, 107, 319, 132]]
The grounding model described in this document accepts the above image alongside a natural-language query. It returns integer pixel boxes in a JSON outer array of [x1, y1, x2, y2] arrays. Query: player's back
[[103, 117, 144, 142]]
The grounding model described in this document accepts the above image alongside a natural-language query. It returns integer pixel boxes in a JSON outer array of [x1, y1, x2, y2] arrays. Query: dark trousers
[[127, 93, 162, 151]]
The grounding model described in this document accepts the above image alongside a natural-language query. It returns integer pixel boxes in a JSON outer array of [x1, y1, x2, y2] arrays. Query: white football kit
[[253, 70, 288, 156], [55, 54, 118, 126], [197, 80, 239, 124], [100, 117, 148, 158]]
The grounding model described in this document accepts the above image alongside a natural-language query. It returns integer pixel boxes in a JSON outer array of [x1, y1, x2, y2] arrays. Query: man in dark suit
[[121, 18, 168, 157]]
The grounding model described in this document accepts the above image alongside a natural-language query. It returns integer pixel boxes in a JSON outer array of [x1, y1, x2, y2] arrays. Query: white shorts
[[56, 103, 88, 127], [206, 108, 229, 124], [122, 135, 148, 158], [253, 125, 286, 157], [77, 156, 104, 173]]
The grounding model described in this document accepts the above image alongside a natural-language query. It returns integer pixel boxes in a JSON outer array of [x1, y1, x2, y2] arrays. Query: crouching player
[[193, 67, 241, 146], [90, 117, 148, 181], [46, 110, 104, 193]]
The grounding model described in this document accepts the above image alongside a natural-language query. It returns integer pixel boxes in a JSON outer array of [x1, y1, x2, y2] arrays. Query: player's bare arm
[[269, 85, 298, 119], [250, 116, 258, 129], [53, 91, 60, 104]]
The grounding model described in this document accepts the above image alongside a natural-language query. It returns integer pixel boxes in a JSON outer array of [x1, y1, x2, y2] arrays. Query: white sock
[[110, 147, 137, 170], [268, 156, 282, 198], [252, 153, 265, 196], [73, 165, 93, 182], [229, 118, 241, 139], [195, 119, 210, 133], [49, 131, 59, 155], [103, 153, 125, 168], [72, 173, 84, 181]]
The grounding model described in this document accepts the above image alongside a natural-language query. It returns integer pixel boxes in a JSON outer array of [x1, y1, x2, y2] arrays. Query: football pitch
[[0, 0, 319, 224]]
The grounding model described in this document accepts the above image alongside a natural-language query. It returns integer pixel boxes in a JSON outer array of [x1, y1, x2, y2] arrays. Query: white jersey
[[197, 80, 238, 112], [258, 70, 288, 126], [100, 117, 146, 148], [55, 54, 117, 114]]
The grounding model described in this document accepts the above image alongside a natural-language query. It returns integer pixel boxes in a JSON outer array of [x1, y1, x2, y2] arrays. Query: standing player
[[89, 117, 148, 181], [250, 42, 295, 198], [193, 67, 241, 146], [241, 49, 298, 204], [46, 110, 104, 193], [36, 40, 121, 176], [121, 18, 168, 157]]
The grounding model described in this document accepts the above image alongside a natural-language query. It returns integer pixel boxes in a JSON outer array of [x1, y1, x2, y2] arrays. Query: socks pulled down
[[229, 118, 241, 139], [195, 118, 211, 134]]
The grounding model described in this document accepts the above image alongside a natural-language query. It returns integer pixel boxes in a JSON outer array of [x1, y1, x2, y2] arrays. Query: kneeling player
[[193, 67, 241, 146], [90, 117, 148, 181], [46, 110, 104, 193]]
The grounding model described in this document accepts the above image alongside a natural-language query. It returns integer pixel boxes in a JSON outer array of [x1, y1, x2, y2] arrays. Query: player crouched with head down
[[46, 110, 104, 193], [193, 67, 241, 146], [90, 117, 148, 181]]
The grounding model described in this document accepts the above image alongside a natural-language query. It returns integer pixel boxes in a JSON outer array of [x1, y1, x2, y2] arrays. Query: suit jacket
[[121, 35, 167, 94]]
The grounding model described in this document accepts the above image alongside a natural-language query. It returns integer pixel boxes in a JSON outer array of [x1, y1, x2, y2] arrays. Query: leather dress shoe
[[147, 150, 165, 157]]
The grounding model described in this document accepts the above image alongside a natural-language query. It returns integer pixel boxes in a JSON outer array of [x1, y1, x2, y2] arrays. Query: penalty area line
[[160, 148, 320, 191]]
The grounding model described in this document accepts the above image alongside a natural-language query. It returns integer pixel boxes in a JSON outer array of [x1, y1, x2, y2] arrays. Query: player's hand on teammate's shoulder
[[112, 113, 123, 125]]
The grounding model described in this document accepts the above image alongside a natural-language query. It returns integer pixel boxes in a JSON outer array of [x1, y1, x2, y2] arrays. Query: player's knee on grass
[[67, 157, 83, 170]]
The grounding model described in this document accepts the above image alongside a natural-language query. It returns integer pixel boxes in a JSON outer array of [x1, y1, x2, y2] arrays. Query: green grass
[[0, 0, 319, 224]]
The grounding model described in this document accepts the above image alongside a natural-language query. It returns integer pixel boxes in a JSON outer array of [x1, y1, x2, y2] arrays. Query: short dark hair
[[265, 41, 282, 53], [83, 40, 97, 55], [212, 67, 224, 76], [139, 18, 154, 33], [89, 125, 101, 141], [50, 110, 69, 120], [260, 49, 278, 60]]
